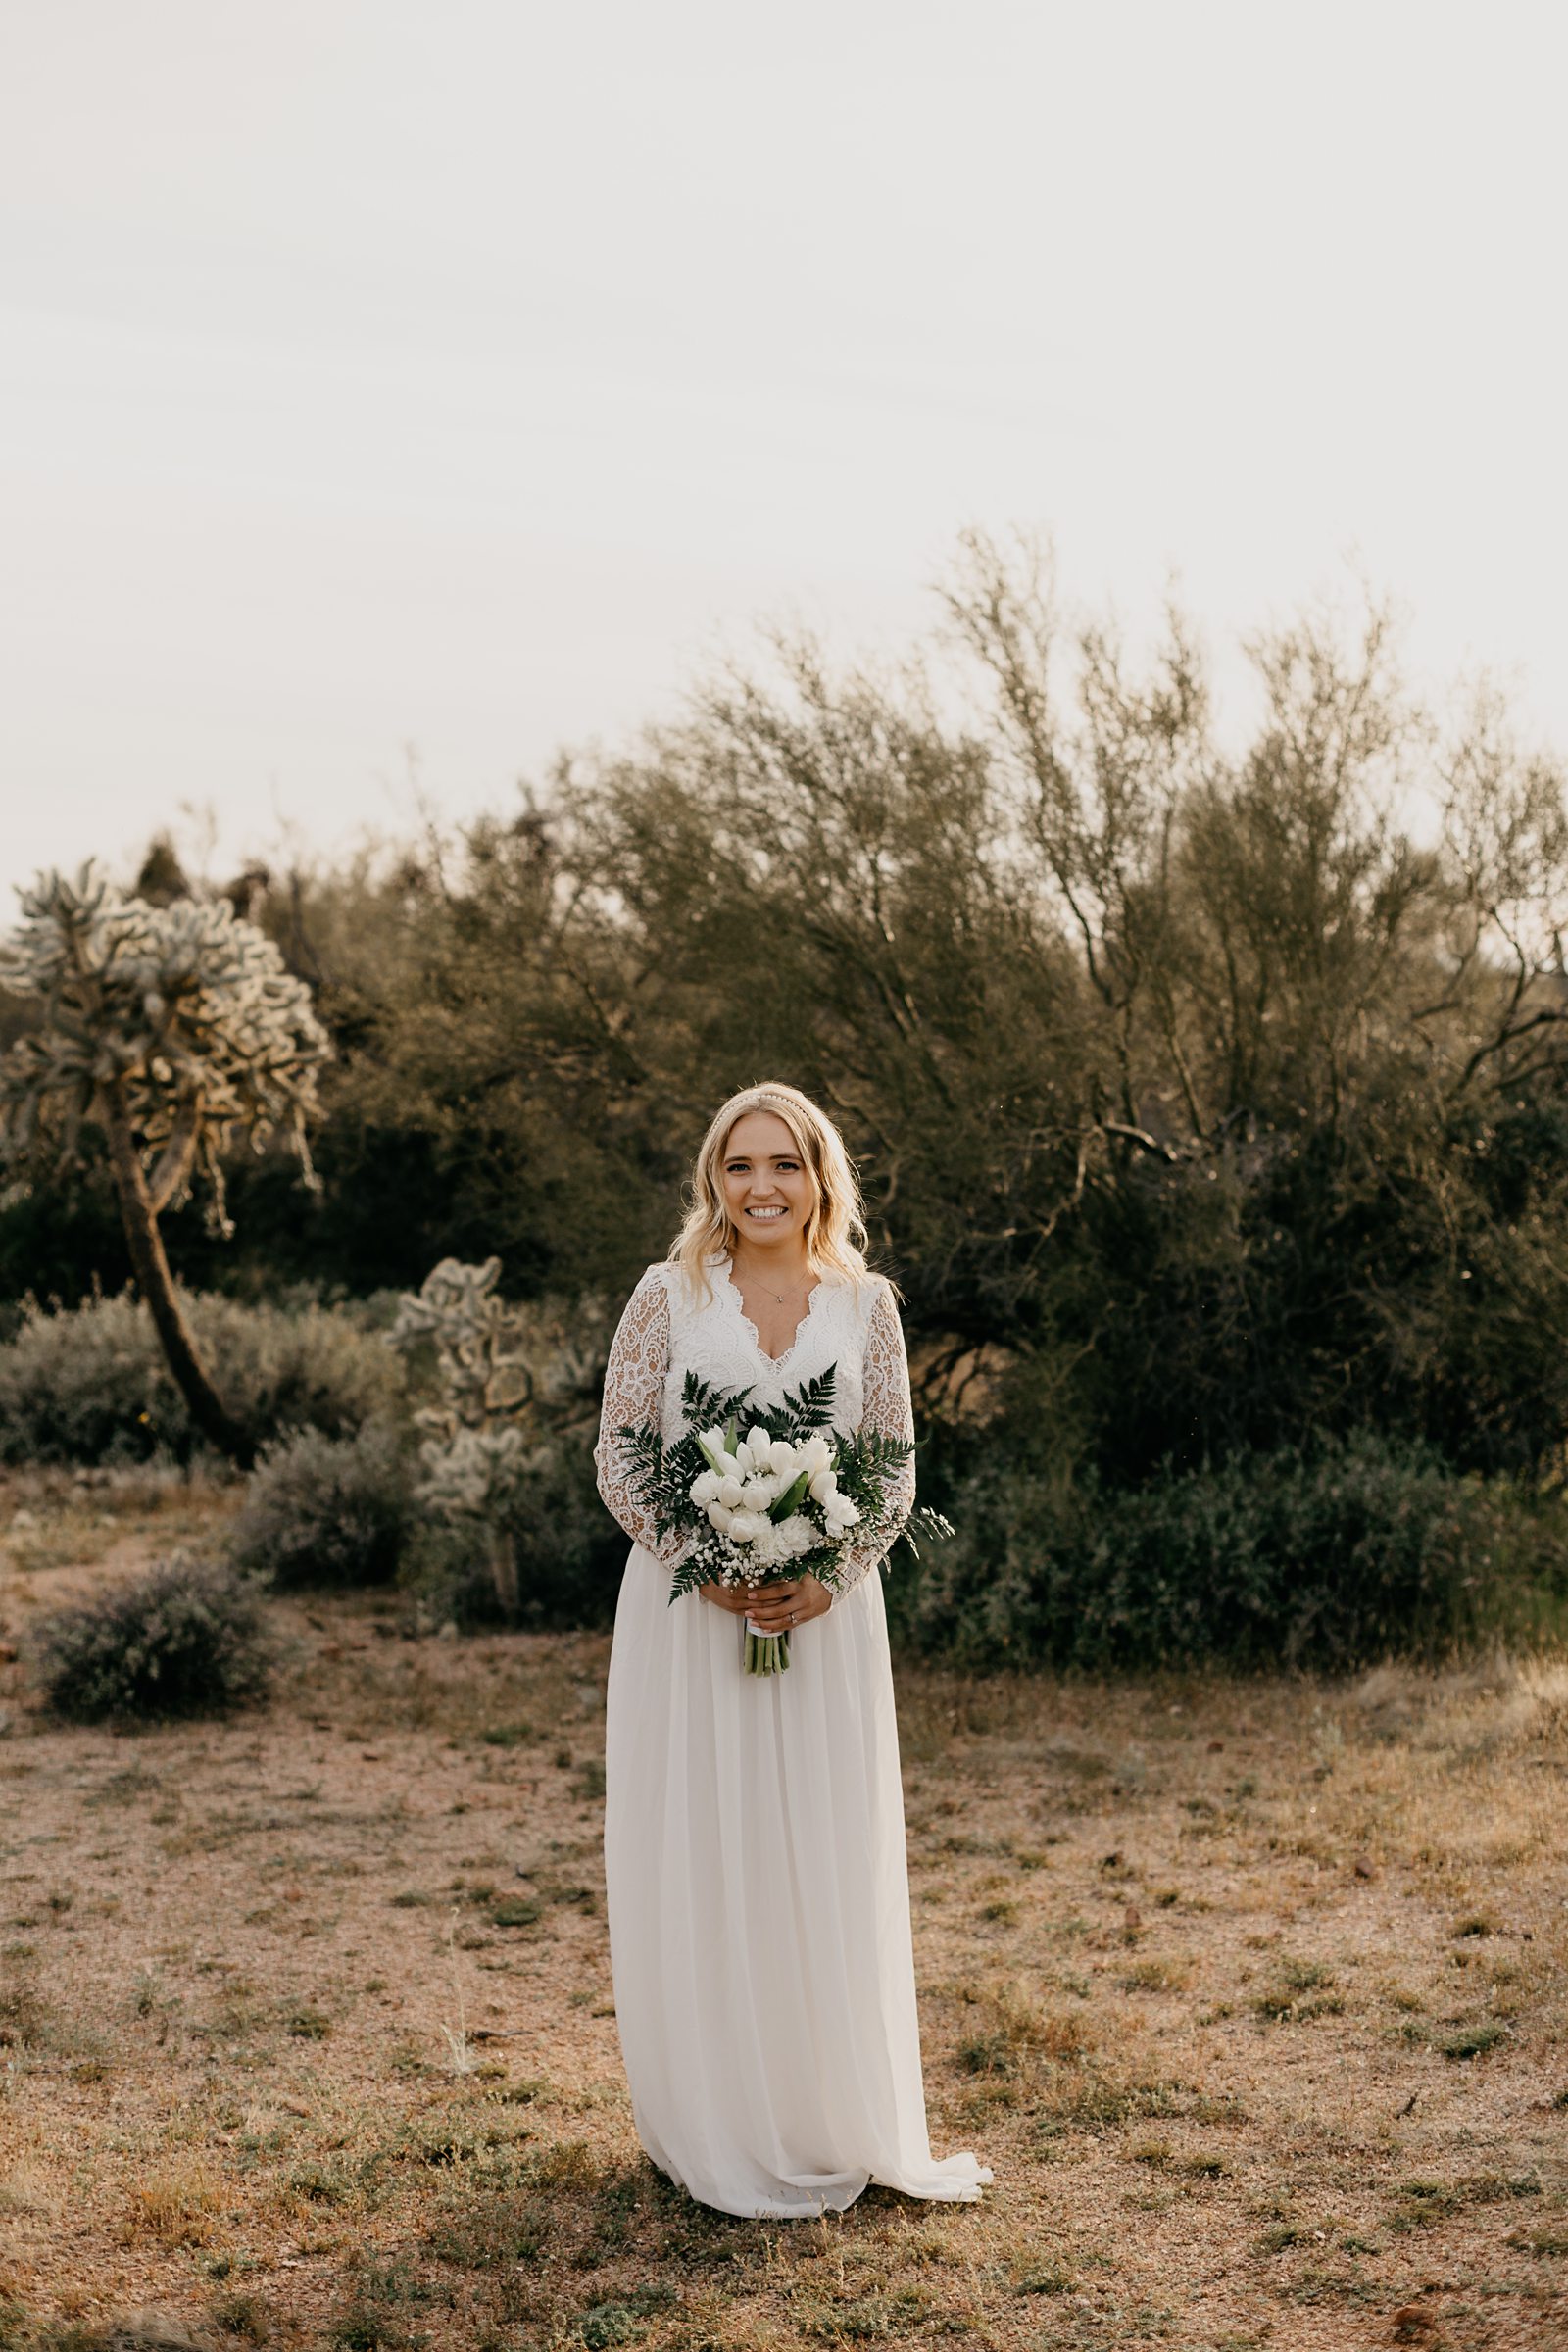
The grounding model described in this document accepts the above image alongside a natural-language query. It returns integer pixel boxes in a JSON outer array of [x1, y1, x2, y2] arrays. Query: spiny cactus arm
[[389, 1255, 540, 1431], [390, 1259, 500, 1354], [483, 1362, 533, 1417]]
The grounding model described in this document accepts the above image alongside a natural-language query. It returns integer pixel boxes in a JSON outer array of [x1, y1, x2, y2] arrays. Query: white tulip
[[746, 1424, 772, 1459], [718, 1476, 745, 1508], [801, 1435, 832, 1476], [709, 1502, 735, 1533], [768, 1437, 799, 1475], [808, 1469, 838, 1503]]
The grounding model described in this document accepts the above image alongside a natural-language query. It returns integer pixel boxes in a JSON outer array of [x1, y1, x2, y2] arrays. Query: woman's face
[[720, 1110, 814, 1255]]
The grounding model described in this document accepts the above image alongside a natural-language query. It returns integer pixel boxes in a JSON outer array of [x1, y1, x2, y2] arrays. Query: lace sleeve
[[829, 1281, 916, 1602], [594, 1266, 680, 1562]]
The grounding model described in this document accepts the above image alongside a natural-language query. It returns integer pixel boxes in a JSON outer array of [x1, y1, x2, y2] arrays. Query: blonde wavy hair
[[672, 1083, 871, 1303]]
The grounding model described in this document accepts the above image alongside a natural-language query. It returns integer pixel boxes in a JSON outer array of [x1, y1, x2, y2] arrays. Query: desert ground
[[0, 1470, 1564, 2352]]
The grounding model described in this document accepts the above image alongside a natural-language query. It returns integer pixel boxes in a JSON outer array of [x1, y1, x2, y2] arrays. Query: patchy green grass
[[0, 1488, 1565, 2348]]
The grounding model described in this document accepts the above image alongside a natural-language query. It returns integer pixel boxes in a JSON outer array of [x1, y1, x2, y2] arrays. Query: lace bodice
[[594, 1255, 916, 1600]]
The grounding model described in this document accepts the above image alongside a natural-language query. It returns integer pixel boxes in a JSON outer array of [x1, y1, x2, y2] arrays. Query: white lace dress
[[595, 1254, 994, 2219]]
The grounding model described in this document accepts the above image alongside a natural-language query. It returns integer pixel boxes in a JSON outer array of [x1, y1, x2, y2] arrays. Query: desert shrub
[[169, 1290, 404, 1449], [228, 1422, 417, 1589], [498, 1434, 625, 1628], [408, 1433, 624, 1632], [34, 1557, 274, 1722], [901, 1432, 1567, 1674], [0, 1289, 405, 1465]]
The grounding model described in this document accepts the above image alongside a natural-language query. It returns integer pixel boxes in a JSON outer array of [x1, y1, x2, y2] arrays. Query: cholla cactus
[[0, 863, 328, 1232], [390, 1258, 535, 1611], [0, 862, 331, 1463], [417, 1423, 538, 1518], [388, 1257, 532, 1434], [390, 1258, 612, 1612]]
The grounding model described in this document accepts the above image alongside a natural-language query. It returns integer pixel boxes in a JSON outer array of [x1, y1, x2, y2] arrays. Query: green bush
[[901, 1432, 1566, 1673], [228, 1423, 416, 1589], [34, 1557, 274, 1722], [0, 1289, 405, 1465]]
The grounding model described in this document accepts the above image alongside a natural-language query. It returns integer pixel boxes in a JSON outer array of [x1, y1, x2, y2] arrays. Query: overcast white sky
[[2, 0, 1564, 902]]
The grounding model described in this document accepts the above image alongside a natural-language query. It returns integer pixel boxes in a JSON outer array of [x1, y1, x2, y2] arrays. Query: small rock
[[1353, 1854, 1377, 1880]]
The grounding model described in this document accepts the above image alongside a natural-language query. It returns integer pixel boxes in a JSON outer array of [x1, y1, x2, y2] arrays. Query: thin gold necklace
[[731, 1254, 812, 1306]]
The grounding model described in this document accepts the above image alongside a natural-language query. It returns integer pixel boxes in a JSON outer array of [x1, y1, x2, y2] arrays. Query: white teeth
[[747, 1207, 786, 1218]]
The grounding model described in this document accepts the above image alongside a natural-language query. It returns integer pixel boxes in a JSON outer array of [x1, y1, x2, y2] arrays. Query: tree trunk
[[486, 1522, 519, 1618], [104, 1087, 255, 1468]]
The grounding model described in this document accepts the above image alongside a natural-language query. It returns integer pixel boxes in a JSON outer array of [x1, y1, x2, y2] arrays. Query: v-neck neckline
[[716, 1255, 825, 1366]]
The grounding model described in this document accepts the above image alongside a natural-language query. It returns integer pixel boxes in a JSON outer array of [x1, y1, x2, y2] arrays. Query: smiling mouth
[[746, 1206, 788, 1220]]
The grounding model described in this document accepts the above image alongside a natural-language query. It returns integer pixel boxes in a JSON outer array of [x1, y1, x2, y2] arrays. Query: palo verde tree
[[0, 863, 331, 1464]]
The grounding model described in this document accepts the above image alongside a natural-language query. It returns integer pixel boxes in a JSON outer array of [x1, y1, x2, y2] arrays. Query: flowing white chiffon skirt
[[603, 1543, 994, 2219]]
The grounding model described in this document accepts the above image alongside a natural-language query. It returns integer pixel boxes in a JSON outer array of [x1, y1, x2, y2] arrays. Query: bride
[[595, 1080, 994, 2219]]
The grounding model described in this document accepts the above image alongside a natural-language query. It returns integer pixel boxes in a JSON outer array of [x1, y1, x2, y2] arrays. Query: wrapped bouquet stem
[[616, 1364, 949, 1676], [743, 1616, 789, 1677]]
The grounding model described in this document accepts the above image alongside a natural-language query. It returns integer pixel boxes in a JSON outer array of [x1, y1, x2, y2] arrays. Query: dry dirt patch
[[0, 1485, 1564, 2350]]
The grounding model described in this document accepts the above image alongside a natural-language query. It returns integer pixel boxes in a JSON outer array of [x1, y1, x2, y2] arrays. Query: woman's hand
[[698, 1578, 754, 1617], [699, 1573, 831, 1632]]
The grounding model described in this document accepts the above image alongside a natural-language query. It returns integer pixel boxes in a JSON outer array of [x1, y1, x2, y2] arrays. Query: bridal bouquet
[[614, 1363, 947, 1675]]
